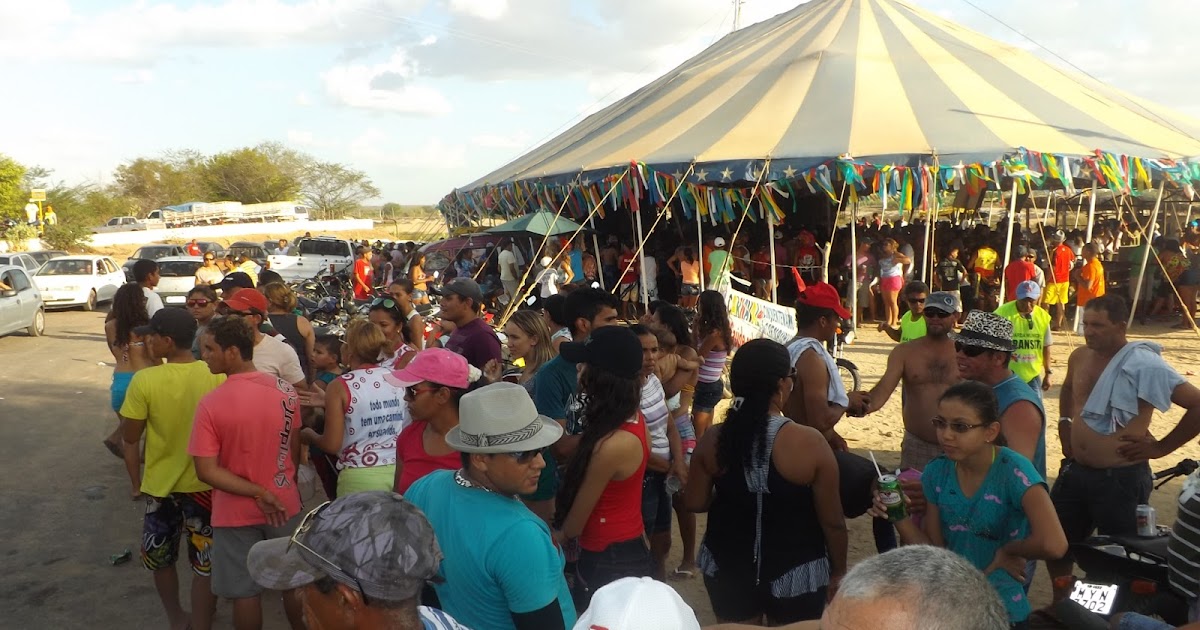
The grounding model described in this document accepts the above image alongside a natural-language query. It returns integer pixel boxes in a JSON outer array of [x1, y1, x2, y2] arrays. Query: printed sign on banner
[[723, 289, 797, 346]]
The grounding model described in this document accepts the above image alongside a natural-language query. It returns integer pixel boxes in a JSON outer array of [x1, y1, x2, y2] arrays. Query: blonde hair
[[262, 282, 297, 312], [507, 309, 554, 373], [344, 319, 391, 365]]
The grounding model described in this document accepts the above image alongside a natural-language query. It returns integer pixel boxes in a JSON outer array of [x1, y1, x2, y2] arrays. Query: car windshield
[[158, 261, 203, 277], [39, 260, 94, 276], [299, 239, 352, 257], [131, 246, 175, 260], [229, 247, 263, 257]]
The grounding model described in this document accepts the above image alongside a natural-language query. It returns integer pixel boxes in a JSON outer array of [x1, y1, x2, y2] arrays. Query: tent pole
[[1130, 181, 1166, 326], [850, 200, 859, 330], [696, 208, 706, 292], [1073, 180, 1099, 333], [998, 180, 1020, 302], [768, 212, 778, 303], [591, 234, 605, 290], [1185, 202, 1195, 233], [635, 207, 649, 309]]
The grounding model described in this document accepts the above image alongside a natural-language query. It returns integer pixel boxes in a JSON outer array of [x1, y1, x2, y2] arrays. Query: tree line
[[0, 142, 384, 230]]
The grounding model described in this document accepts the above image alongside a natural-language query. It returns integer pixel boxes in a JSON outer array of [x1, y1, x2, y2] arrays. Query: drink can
[[879, 475, 907, 523], [1136, 504, 1157, 536]]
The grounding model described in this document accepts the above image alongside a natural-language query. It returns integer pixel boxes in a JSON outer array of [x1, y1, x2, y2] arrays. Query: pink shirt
[[395, 421, 461, 494], [189, 372, 302, 527]]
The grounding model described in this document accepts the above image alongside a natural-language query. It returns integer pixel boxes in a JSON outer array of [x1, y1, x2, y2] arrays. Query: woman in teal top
[[873, 381, 1067, 628]]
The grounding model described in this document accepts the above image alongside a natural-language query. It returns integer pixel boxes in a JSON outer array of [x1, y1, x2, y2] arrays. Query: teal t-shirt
[[406, 470, 577, 630], [922, 448, 1044, 624], [708, 249, 730, 285]]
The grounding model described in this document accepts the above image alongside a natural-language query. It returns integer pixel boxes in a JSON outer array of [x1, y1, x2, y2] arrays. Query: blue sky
[[2, 0, 1198, 204]]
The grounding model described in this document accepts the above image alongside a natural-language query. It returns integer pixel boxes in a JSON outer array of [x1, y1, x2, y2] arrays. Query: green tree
[[202, 147, 300, 203], [301, 162, 381, 219], [113, 157, 205, 215], [0, 154, 27, 220]]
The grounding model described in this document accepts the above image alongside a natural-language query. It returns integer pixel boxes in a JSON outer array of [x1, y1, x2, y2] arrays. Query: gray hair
[[837, 545, 1008, 630]]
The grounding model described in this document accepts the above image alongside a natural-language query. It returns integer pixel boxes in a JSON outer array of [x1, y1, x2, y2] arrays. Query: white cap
[[713, 237, 726, 247], [541, 256, 553, 267], [572, 577, 700, 630]]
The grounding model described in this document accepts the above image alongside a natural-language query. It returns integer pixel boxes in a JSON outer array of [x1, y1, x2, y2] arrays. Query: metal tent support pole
[[998, 180, 1020, 302], [1130, 181, 1166, 326], [850, 200, 859, 330], [696, 209, 705, 291], [1073, 180, 1100, 333], [635, 207, 649, 308], [767, 212, 778, 303]]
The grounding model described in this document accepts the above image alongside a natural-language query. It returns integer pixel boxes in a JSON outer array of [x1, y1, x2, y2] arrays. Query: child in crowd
[[311, 335, 344, 390]]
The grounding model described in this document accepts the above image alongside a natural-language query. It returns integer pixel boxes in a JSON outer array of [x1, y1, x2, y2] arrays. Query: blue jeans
[[1027, 376, 1043, 399], [1117, 612, 1175, 630]]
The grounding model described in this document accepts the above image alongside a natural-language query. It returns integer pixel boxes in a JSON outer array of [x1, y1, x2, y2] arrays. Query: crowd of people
[[95, 205, 1200, 630]]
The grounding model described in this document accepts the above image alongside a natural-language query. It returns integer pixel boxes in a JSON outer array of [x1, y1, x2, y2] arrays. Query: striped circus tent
[[461, 0, 1200, 191]]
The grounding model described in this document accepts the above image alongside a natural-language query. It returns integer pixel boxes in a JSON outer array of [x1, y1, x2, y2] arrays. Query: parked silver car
[[0, 265, 45, 338]]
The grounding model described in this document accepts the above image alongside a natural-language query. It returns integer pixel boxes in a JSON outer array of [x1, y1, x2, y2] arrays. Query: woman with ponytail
[[552, 326, 650, 607], [684, 338, 848, 625]]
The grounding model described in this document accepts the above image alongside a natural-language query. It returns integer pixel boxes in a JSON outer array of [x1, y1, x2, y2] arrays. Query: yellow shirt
[[994, 301, 1052, 383], [900, 311, 927, 343], [237, 260, 259, 286], [120, 362, 226, 497]]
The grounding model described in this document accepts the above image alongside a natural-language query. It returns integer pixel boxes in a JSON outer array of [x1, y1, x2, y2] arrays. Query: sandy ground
[[5, 308, 1200, 627]]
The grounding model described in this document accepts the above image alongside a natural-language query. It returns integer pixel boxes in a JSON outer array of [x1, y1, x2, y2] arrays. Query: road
[[0, 307, 293, 628]]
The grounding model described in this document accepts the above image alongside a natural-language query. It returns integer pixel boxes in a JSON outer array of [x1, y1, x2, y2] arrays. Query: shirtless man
[[851, 291, 961, 472], [600, 235, 619, 290], [1047, 295, 1200, 601]]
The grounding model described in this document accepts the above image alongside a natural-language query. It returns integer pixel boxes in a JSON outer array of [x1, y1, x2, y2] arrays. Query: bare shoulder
[[595, 425, 642, 458]]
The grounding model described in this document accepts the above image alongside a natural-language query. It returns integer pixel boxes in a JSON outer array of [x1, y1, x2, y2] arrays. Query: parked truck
[[268, 236, 356, 282], [146, 201, 243, 227]]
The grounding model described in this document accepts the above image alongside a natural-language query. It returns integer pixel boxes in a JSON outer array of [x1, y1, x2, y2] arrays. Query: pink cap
[[384, 348, 469, 389]]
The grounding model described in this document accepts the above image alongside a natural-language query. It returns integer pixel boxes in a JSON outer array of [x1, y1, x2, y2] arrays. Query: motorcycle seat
[[1106, 534, 1171, 561]]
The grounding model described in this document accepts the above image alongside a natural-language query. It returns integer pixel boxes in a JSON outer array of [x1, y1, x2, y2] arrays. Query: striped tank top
[[698, 349, 727, 383]]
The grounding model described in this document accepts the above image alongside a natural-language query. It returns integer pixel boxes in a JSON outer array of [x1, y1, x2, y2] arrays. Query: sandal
[[668, 567, 696, 580]]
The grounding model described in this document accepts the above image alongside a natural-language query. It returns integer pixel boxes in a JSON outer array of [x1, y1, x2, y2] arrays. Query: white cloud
[[350, 128, 466, 169], [113, 69, 154, 84], [287, 129, 315, 146], [321, 50, 451, 116], [504, 103, 522, 113], [471, 132, 531, 149], [295, 91, 312, 107], [448, 0, 509, 21]]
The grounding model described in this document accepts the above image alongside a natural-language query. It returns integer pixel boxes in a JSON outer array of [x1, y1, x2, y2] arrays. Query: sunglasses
[[371, 297, 401, 310], [203, 257, 215, 261], [405, 384, 441, 399], [954, 341, 990, 357], [186, 299, 211, 307], [931, 417, 989, 433], [289, 501, 370, 603], [499, 449, 542, 464], [922, 309, 953, 319]]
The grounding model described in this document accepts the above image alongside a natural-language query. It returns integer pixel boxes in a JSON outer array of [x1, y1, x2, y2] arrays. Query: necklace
[[454, 469, 503, 496]]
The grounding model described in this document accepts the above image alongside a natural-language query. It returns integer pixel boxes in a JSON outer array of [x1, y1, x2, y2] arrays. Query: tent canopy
[[484, 211, 589, 237], [462, 0, 1200, 191]]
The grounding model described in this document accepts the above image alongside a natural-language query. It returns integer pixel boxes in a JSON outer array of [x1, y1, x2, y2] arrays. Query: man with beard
[[852, 292, 961, 472]]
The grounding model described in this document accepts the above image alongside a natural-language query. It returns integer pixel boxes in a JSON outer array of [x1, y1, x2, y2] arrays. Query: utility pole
[[733, 0, 744, 31]]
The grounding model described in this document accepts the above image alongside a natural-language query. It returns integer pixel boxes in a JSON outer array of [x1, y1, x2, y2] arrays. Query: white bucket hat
[[445, 382, 563, 453], [572, 577, 700, 630]]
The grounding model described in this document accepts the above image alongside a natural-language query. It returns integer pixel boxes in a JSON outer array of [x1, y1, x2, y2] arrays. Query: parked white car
[[34, 255, 125, 311], [0, 265, 44, 337], [154, 256, 207, 306]]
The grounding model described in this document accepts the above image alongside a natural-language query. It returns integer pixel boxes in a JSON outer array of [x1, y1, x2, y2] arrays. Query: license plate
[[1069, 580, 1119, 615]]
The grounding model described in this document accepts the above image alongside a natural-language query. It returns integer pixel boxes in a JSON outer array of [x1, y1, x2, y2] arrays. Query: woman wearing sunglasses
[[369, 297, 417, 370], [301, 319, 408, 497], [553, 326, 651, 607], [387, 278, 426, 352], [390, 348, 484, 494], [186, 285, 218, 360], [194, 252, 224, 286], [685, 338, 847, 625], [870, 381, 1066, 629]]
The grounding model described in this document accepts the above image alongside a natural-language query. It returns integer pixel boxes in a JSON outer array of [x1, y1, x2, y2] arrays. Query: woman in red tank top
[[553, 326, 650, 607]]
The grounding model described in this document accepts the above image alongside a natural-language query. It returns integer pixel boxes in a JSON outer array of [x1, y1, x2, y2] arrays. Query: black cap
[[430, 278, 484, 305], [559, 326, 643, 379], [215, 272, 255, 292], [133, 308, 198, 347]]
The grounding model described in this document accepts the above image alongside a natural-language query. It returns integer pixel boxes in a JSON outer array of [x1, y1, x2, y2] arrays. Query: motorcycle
[[1061, 458, 1199, 626]]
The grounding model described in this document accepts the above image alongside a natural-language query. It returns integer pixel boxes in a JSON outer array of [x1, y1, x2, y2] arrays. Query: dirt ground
[[5, 308, 1200, 627]]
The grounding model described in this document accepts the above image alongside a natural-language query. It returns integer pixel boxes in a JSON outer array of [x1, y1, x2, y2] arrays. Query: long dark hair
[[696, 290, 732, 349], [553, 366, 642, 528], [111, 283, 149, 345], [939, 380, 999, 425], [716, 339, 790, 472], [654, 303, 693, 347]]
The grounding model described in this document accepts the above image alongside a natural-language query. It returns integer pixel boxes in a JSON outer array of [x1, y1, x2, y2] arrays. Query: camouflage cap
[[247, 491, 442, 602]]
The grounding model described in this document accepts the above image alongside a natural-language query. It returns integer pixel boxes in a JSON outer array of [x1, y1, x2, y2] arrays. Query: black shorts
[[704, 572, 826, 624], [693, 379, 724, 412], [575, 537, 650, 609], [1051, 459, 1151, 545], [641, 471, 672, 535]]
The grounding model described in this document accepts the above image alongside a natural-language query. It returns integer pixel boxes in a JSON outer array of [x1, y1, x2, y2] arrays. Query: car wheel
[[83, 290, 97, 312], [27, 308, 44, 337]]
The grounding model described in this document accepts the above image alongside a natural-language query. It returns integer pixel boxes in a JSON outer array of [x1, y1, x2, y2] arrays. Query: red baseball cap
[[222, 287, 268, 315], [796, 282, 851, 320]]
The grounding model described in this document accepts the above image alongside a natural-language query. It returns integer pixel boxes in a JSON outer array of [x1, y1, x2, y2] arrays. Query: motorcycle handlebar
[[1154, 459, 1199, 481]]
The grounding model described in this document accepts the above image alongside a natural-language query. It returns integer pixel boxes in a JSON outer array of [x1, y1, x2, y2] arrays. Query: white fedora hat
[[445, 382, 563, 454]]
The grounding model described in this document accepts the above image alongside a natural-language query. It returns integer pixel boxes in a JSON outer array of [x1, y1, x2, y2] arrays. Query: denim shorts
[[641, 471, 672, 535], [575, 537, 650, 609], [693, 379, 724, 412]]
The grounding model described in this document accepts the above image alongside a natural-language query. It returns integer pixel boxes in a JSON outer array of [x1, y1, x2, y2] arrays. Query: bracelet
[[1058, 416, 1072, 426], [129, 342, 145, 347]]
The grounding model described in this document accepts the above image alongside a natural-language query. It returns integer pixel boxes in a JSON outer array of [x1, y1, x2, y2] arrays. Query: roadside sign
[[29, 189, 46, 201]]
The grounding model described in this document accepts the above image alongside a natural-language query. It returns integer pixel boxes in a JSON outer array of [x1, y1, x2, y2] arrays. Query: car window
[[104, 259, 119, 274], [158, 261, 203, 277], [22, 256, 38, 271], [40, 260, 90, 276], [131, 247, 173, 260], [8, 270, 31, 291], [299, 240, 352, 257]]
